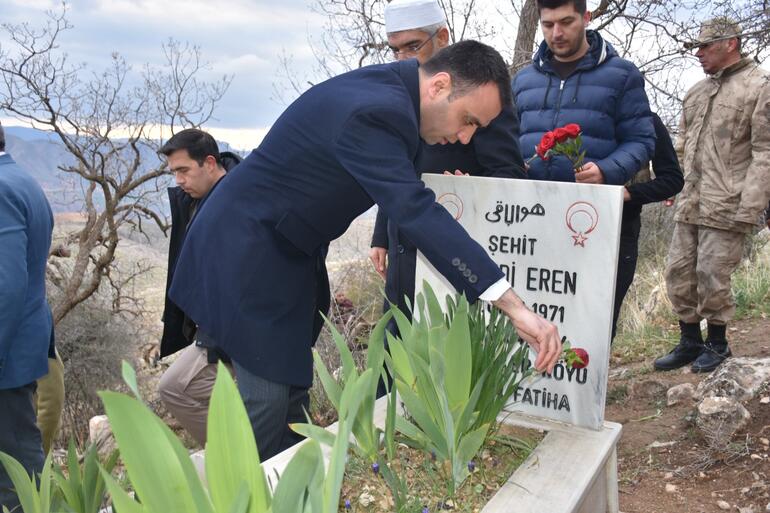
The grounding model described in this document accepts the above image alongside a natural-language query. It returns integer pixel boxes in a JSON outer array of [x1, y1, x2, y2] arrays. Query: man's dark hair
[[159, 128, 222, 167], [0, 121, 5, 152], [536, 0, 587, 13], [421, 40, 513, 108]]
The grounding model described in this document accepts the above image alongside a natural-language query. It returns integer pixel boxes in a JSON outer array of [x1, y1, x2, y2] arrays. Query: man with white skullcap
[[383, 0, 450, 63], [370, 0, 527, 396]]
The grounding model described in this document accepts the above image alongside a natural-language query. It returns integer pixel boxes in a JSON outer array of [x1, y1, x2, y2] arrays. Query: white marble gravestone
[[414, 175, 623, 430]]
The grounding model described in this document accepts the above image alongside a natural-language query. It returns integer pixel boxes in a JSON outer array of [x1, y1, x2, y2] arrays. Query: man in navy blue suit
[[169, 41, 562, 460], [0, 121, 54, 510]]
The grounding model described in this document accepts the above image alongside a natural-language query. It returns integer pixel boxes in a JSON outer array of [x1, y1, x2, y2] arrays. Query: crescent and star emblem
[[565, 201, 599, 247]]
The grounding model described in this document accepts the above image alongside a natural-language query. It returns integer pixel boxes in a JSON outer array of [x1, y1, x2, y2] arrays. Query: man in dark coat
[[369, 0, 526, 334], [512, 0, 659, 341], [157, 128, 241, 446], [169, 41, 562, 461], [512, 0, 655, 185], [0, 121, 54, 510]]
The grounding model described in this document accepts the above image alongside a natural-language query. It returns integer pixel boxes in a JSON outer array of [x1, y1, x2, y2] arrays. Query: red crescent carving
[[565, 201, 599, 234], [437, 192, 464, 220]]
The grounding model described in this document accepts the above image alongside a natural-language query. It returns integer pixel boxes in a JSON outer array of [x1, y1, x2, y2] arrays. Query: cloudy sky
[[1, 0, 331, 150], [2, 0, 708, 151]]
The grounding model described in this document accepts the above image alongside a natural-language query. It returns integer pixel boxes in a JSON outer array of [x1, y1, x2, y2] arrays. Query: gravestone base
[[486, 409, 621, 513]]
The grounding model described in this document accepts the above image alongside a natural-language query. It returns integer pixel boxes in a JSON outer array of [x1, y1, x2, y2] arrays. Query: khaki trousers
[[35, 351, 65, 454], [158, 344, 232, 446], [665, 222, 745, 325]]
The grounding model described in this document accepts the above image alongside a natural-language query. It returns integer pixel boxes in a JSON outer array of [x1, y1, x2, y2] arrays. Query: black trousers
[[612, 215, 642, 341], [232, 360, 308, 461], [0, 383, 44, 511]]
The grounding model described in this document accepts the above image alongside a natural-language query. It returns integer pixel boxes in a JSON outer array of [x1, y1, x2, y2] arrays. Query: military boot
[[691, 323, 732, 373], [654, 321, 704, 371]]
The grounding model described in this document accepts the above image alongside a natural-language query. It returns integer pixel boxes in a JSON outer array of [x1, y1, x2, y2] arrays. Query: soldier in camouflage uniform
[[655, 18, 770, 373]]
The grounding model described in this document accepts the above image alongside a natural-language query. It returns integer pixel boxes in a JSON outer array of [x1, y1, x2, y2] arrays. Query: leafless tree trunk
[[0, 4, 232, 324], [510, 0, 539, 75]]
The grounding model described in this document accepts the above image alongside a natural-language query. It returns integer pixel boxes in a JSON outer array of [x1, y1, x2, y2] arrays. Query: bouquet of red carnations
[[527, 123, 586, 172]]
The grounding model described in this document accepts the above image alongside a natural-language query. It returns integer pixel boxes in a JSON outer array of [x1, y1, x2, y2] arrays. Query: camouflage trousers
[[665, 222, 746, 325]]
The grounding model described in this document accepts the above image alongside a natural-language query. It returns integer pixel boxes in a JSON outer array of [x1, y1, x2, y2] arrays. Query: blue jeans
[[0, 383, 44, 511], [233, 361, 308, 461]]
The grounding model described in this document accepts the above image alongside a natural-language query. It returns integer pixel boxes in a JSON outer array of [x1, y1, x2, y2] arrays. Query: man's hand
[[369, 246, 387, 279], [623, 187, 631, 202], [575, 162, 605, 184], [492, 288, 562, 373], [443, 170, 470, 176]]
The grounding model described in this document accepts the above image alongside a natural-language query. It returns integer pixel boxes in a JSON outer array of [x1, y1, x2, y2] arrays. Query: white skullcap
[[384, 0, 446, 33]]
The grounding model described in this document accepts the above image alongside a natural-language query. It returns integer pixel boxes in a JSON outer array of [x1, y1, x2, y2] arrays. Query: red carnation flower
[[571, 348, 589, 369], [553, 127, 569, 143], [525, 124, 584, 168], [563, 123, 581, 138], [539, 131, 556, 152]]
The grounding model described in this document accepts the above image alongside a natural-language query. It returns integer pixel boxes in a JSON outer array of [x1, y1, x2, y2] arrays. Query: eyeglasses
[[389, 29, 440, 59]]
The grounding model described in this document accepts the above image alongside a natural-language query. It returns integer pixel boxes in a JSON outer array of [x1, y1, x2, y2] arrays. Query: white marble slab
[[414, 175, 623, 430]]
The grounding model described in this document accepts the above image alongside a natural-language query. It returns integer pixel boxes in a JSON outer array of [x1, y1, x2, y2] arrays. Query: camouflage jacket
[[674, 58, 770, 232]]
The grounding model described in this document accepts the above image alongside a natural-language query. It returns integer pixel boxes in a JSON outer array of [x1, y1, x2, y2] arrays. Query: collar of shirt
[[712, 57, 752, 80]]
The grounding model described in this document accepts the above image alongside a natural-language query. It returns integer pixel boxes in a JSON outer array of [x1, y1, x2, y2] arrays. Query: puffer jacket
[[512, 30, 655, 184], [674, 57, 770, 232]]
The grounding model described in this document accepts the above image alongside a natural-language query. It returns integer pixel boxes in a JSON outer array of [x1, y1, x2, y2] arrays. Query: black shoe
[[654, 321, 704, 371], [691, 342, 731, 373], [654, 340, 704, 370]]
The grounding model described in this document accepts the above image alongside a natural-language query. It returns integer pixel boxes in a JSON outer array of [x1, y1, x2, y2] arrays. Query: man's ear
[[583, 9, 591, 25], [204, 154, 219, 172], [435, 27, 450, 48], [427, 71, 452, 100]]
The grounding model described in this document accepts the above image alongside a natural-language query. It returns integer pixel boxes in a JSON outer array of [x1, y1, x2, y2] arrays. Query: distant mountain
[[5, 125, 60, 142], [5, 128, 80, 212], [3, 125, 379, 223], [3, 125, 244, 213]]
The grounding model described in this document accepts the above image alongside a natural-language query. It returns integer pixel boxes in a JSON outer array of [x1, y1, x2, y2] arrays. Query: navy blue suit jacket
[[0, 154, 53, 390], [169, 60, 505, 388]]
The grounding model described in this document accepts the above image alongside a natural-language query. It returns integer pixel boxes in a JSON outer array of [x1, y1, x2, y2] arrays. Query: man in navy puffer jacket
[[512, 0, 657, 342], [512, 0, 655, 186]]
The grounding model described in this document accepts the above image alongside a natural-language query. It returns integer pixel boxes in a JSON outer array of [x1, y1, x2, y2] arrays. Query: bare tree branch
[[0, 2, 230, 324]]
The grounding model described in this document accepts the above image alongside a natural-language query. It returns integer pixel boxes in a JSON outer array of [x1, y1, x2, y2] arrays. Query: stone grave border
[[190, 398, 622, 513]]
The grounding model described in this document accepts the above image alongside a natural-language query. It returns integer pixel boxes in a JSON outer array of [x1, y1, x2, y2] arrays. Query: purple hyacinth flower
[[345, 499, 351, 509], [422, 508, 429, 513], [372, 462, 380, 474], [468, 460, 476, 472]]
